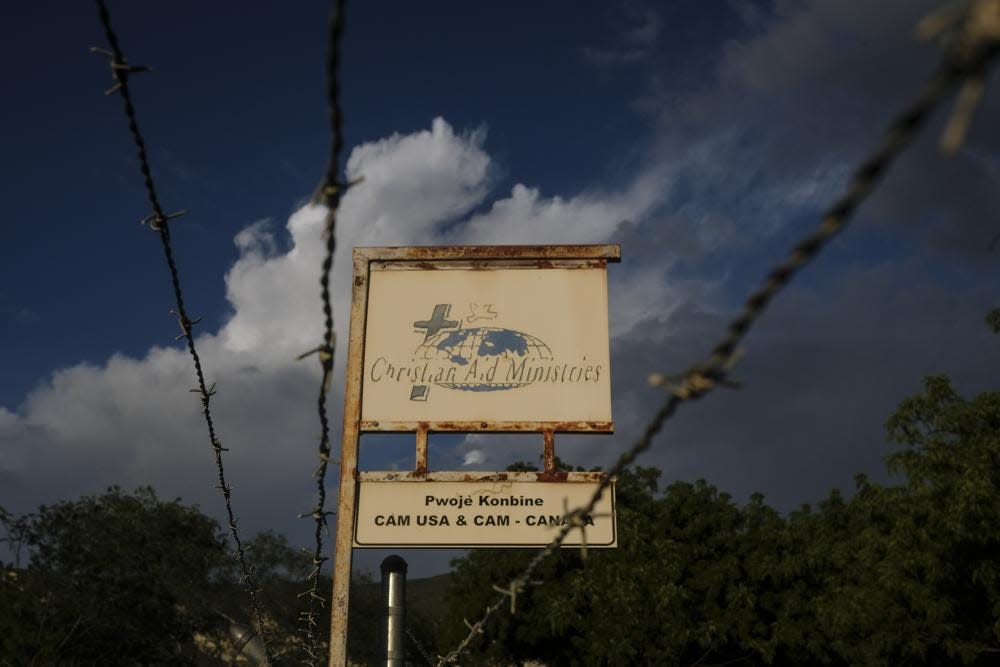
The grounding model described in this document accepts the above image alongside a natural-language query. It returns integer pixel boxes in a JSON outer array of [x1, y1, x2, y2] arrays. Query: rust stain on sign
[[359, 420, 613, 433], [357, 244, 620, 263]]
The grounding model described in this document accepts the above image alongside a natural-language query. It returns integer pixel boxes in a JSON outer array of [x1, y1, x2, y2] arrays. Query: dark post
[[380, 555, 408, 666]]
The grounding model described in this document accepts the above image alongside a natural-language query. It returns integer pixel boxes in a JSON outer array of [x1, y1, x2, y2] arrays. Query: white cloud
[[219, 118, 496, 363], [3, 0, 996, 579], [0, 406, 16, 430], [461, 448, 485, 467], [341, 117, 493, 244], [1, 117, 676, 539], [455, 171, 664, 246]]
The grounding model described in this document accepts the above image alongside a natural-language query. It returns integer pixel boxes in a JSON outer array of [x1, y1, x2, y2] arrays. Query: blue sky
[[2, 0, 999, 577]]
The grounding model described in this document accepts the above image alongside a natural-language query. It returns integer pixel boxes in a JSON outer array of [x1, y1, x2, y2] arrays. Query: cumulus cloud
[[4, 0, 998, 580], [640, 0, 1000, 260], [461, 445, 486, 468], [607, 257, 1000, 511], [0, 116, 677, 553], [341, 118, 493, 244]]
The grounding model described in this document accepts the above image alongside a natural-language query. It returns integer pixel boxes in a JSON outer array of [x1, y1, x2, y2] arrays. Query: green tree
[[763, 373, 1000, 666], [440, 316, 1000, 666], [1, 486, 230, 665], [881, 374, 1000, 661], [0, 488, 386, 666], [442, 464, 775, 666], [986, 308, 1000, 334]]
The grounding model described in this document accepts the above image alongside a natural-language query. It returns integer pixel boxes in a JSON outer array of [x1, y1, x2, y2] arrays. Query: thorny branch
[[434, 2, 1000, 664], [92, 1, 272, 663]]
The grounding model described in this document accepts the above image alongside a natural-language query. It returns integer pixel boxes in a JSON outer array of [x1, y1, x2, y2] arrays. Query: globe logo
[[415, 327, 553, 392], [402, 303, 555, 399]]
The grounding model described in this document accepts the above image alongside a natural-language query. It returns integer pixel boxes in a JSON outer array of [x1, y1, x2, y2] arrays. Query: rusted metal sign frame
[[328, 245, 620, 667], [359, 247, 619, 434]]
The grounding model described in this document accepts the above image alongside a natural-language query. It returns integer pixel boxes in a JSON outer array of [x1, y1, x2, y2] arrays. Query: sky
[[1, 0, 999, 579]]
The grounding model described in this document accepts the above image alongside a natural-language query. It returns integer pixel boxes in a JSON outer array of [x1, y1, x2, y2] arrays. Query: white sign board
[[353, 472, 617, 548], [361, 265, 612, 427]]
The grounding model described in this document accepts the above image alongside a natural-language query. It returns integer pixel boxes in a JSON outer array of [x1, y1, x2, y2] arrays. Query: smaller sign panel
[[353, 472, 617, 548]]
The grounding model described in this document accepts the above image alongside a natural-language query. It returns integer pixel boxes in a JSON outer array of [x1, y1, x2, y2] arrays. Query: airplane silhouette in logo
[[413, 304, 459, 341]]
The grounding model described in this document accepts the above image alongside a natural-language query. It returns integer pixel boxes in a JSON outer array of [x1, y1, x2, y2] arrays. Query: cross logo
[[412, 304, 459, 341]]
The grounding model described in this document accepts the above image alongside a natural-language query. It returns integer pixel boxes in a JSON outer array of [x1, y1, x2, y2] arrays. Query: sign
[[328, 246, 620, 667], [353, 472, 617, 548], [361, 264, 612, 428]]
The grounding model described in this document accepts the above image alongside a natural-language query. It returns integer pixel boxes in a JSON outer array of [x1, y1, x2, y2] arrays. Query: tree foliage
[[3, 324, 997, 665], [0, 489, 381, 666], [438, 376, 1000, 664], [1, 486, 229, 664]]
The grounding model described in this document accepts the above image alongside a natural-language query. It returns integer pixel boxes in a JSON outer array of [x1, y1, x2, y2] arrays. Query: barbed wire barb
[[916, 0, 1000, 153], [140, 209, 187, 231], [556, 498, 612, 561], [91, 1, 273, 663], [433, 2, 1000, 664], [90, 45, 150, 95]]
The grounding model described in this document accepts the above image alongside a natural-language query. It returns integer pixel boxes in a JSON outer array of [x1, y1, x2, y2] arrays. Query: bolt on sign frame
[[328, 245, 620, 666]]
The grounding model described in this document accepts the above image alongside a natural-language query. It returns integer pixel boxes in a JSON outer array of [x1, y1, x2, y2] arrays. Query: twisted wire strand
[[407, 626, 438, 667], [298, 0, 349, 663], [435, 3, 1000, 664], [93, 1, 272, 663]]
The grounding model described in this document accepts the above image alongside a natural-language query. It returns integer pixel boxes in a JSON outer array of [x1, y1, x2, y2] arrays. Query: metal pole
[[415, 424, 429, 474], [380, 555, 407, 667], [542, 428, 556, 474], [329, 251, 370, 666], [227, 620, 269, 666], [216, 612, 269, 666]]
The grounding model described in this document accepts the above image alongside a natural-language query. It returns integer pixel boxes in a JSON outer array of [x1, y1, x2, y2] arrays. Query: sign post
[[328, 245, 620, 666]]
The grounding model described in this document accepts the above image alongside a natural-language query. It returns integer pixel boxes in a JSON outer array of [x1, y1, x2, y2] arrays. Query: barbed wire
[[295, 0, 353, 664], [407, 625, 438, 666], [91, 1, 273, 664], [434, 2, 1000, 664]]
